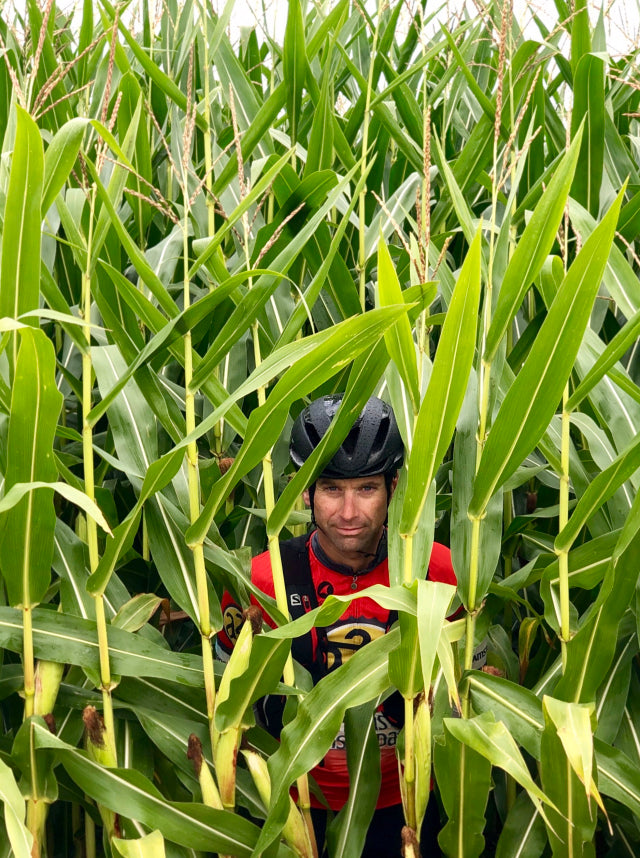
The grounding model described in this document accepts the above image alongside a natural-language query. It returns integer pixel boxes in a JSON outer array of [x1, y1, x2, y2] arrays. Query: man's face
[[304, 474, 396, 571]]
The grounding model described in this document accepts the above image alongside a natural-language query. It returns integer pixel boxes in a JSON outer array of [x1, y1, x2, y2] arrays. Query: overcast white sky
[[4, 0, 640, 57]]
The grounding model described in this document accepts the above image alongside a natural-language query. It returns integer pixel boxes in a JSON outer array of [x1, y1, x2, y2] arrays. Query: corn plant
[[0, 0, 639, 856]]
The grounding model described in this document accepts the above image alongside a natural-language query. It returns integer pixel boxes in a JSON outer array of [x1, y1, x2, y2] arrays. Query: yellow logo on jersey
[[223, 604, 244, 643], [324, 622, 385, 671]]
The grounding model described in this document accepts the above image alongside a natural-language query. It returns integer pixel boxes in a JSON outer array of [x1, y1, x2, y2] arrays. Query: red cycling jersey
[[217, 531, 456, 811]]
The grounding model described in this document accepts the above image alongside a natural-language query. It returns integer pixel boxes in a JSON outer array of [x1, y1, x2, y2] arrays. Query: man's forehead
[[315, 474, 386, 488]]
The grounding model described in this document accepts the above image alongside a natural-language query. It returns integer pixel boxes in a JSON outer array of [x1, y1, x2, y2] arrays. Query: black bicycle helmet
[[290, 394, 404, 478]]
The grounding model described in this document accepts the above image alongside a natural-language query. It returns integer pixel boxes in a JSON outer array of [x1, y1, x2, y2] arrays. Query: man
[[218, 394, 456, 855]]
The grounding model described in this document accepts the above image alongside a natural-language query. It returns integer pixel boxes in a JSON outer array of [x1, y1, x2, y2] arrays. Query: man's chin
[[327, 531, 378, 558]]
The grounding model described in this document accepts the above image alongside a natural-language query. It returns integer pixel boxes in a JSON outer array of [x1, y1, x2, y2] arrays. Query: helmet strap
[[308, 483, 316, 528]]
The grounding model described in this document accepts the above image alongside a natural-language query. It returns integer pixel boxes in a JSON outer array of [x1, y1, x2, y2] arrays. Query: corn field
[[0, 0, 639, 855]]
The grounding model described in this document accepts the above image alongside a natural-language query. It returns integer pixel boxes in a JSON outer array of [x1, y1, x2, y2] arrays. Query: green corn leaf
[[95, 265, 246, 438], [283, 0, 307, 145], [0, 607, 203, 686], [417, 580, 456, 691], [304, 43, 334, 175], [0, 758, 32, 858], [113, 830, 166, 858], [451, 369, 503, 611], [0, 329, 62, 607], [100, 0, 206, 132], [566, 305, 640, 411], [431, 133, 478, 251], [88, 266, 263, 426], [469, 187, 625, 518], [377, 237, 420, 413], [87, 448, 183, 597], [571, 0, 592, 72], [543, 697, 602, 807], [84, 160, 177, 318], [112, 595, 163, 634], [467, 671, 640, 819], [570, 55, 605, 217], [190, 165, 361, 391], [31, 725, 264, 855], [434, 722, 492, 858], [277, 165, 370, 346], [388, 607, 422, 698], [400, 228, 482, 538], [494, 793, 546, 858], [214, 635, 290, 732], [595, 741, 640, 819], [0, 481, 110, 536], [0, 106, 43, 331], [326, 700, 381, 858], [89, 98, 142, 271], [540, 531, 619, 632], [540, 697, 598, 853], [618, 186, 640, 242], [553, 531, 640, 704], [554, 431, 640, 553], [42, 117, 87, 215], [466, 671, 543, 758], [444, 712, 557, 818], [484, 128, 583, 363], [189, 149, 292, 280]]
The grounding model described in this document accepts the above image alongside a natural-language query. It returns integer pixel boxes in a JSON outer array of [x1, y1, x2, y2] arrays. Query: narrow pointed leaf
[[469, 188, 625, 517], [555, 431, 640, 553], [42, 117, 87, 215], [417, 580, 456, 690], [0, 758, 32, 858], [400, 229, 482, 537], [570, 55, 605, 217], [0, 105, 43, 326], [565, 305, 640, 411], [377, 238, 420, 413], [553, 531, 640, 704], [484, 129, 583, 362], [435, 723, 492, 858], [326, 701, 380, 858], [0, 329, 62, 607], [540, 697, 598, 852], [214, 635, 291, 731], [283, 0, 307, 145], [444, 712, 557, 816]]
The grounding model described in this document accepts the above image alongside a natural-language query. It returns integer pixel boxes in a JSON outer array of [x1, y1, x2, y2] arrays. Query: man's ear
[[389, 474, 399, 498], [303, 489, 311, 507]]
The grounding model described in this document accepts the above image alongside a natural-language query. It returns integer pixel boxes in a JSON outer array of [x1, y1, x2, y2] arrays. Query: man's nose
[[340, 490, 358, 518]]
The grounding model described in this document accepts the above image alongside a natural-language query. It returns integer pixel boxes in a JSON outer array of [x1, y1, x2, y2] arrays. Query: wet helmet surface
[[290, 394, 404, 478]]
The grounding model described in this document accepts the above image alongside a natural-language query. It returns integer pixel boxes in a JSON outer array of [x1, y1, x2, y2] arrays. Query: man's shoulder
[[428, 541, 457, 585], [251, 535, 310, 588]]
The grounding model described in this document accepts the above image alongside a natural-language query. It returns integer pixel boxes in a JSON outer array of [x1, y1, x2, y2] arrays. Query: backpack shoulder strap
[[278, 535, 318, 672]]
